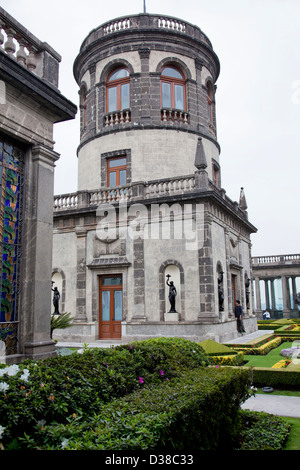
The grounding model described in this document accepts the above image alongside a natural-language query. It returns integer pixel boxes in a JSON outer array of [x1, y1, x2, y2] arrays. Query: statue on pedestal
[[218, 271, 224, 311], [166, 274, 177, 313], [51, 281, 60, 315]]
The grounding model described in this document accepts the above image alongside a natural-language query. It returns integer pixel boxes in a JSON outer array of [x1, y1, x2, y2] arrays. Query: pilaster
[[20, 144, 59, 359], [74, 227, 88, 322]]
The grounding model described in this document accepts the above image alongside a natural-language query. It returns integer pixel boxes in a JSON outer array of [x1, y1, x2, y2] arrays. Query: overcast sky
[[2, 0, 300, 257]]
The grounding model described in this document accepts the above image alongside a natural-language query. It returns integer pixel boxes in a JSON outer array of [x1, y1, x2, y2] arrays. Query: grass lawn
[[282, 417, 300, 450], [243, 342, 293, 367]]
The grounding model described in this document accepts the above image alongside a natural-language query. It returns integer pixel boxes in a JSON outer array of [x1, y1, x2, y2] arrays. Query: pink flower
[[138, 377, 144, 384], [160, 370, 164, 376]]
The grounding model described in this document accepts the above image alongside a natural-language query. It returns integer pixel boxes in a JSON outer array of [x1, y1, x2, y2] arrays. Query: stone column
[[271, 279, 276, 312], [131, 235, 146, 320], [281, 275, 289, 318], [198, 212, 217, 322], [74, 227, 88, 322], [264, 279, 270, 311], [20, 144, 59, 359], [254, 277, 262, 312], [138, 47, 151, 125], [291, 276, 297, 309]]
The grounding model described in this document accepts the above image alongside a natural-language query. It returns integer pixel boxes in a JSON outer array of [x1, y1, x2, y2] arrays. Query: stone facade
[[52, 13, 257, 344], [0, 7, 76, 362]]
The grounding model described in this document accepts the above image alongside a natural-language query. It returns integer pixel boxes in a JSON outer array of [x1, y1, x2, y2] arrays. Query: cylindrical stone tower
[[53, 12, 257, 344], [73, 14, 221, 191]]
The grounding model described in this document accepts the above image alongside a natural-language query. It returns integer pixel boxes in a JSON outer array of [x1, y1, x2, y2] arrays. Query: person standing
[[235, 300, 246, 334]]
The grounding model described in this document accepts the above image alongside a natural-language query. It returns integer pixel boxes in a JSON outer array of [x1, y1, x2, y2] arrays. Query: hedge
[[209, 353, 245, 366], [0, 337, 211, 448], [248, 367, 300, 389], [229, 336, 281, 356], [19, 367, 251, 451]]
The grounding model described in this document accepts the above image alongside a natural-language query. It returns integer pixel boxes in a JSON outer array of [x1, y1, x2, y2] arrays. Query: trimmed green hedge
[[20, 367, 251, 451], [0, 337, 211, 449], [248, 367, 300, 389]]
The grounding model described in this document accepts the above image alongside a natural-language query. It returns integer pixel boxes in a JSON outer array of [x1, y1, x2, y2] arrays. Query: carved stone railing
[[145, 176, 195, 199], [157, 17, 186, 33], [90, 185, 133, 205], [104, 109, 131, 127], [161, 109, 189, 124], [53, 176, 251, 225], [54, 193, 78, 211], [79, 14, 213, 51], [54, 175, 196, 212], [252, 254, 300, 266], [0, 6, 61, 87]]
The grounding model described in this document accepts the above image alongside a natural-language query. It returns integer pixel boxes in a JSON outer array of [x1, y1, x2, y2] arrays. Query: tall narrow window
[[160, 66, 186, 110], [107, 157, 127, 187], [106, 67, 130, 112], [206, 81, 214, 123]]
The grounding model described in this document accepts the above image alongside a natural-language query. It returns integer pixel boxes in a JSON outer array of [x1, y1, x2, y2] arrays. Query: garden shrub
[[199, 339, 236, 356], [16, 367, 251, 451], [238, 410, 290, 450], [0, 337, 211, 448], [231, 336, 281, 356], [116, 337, 211, 373], [209, 353, 244, 366], [250, 367, 300, 389]]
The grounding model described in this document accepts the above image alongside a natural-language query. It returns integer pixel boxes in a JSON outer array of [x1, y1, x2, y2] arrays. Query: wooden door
[[99, 275, 122, 339]]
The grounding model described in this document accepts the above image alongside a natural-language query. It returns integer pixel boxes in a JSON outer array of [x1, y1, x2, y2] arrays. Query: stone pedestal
[[164, 312, 180, 322]]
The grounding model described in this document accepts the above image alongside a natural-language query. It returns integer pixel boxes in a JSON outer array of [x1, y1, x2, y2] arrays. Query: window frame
[[106, 67, 130, 113], [160, 65, 187, 110], [107, 156, 127, 187]]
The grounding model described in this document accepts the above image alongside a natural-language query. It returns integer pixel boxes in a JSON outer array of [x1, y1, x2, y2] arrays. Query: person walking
[[235, 300, 246, 334]]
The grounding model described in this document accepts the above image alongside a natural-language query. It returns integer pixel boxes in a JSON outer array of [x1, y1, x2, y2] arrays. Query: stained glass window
[[0, 136, 25, 355]]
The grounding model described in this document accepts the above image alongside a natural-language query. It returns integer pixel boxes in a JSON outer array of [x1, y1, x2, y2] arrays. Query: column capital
[[31, 144, 60, 167]]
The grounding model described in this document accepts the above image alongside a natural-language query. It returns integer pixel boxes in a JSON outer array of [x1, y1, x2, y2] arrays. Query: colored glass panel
[[0, 137, 24, 329]]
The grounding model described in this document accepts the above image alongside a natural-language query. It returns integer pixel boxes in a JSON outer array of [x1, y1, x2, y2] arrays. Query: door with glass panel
[[99, 275, 122, 339]]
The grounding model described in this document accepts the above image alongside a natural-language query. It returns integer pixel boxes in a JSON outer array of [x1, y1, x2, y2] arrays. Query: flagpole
[[143, 0, 146, 13]]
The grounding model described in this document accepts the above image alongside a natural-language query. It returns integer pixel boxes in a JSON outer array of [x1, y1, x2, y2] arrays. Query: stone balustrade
[[104, 109, 131, 127], [0, 6, 61, 87], [252, 254, 300, 265], [54, 193, 78, 211], [54, 175, 197, 212], [90, 185, 132, 205], [80, 14, 212, 51], [161, 109, 189, 124], [145, 176, 195, 199], [53, 176, 252, 224]]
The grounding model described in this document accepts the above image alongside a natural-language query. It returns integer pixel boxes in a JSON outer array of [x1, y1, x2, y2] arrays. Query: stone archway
[[159, 260, 185, 321]]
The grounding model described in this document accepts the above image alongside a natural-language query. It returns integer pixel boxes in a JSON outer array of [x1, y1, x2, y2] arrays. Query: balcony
[[104, 109, 131, 127]]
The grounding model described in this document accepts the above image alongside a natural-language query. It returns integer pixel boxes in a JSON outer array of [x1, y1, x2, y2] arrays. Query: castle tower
[[53, 13, 257, 343]]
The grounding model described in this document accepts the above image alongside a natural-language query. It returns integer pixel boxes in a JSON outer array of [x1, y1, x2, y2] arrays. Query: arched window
[[106, 67, 130, 113], [160, 66, 186, 110]]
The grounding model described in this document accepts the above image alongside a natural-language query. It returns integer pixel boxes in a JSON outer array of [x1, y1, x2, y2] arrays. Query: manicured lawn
[[243, 342, 293, 367], [282, 417, 300, 450]]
